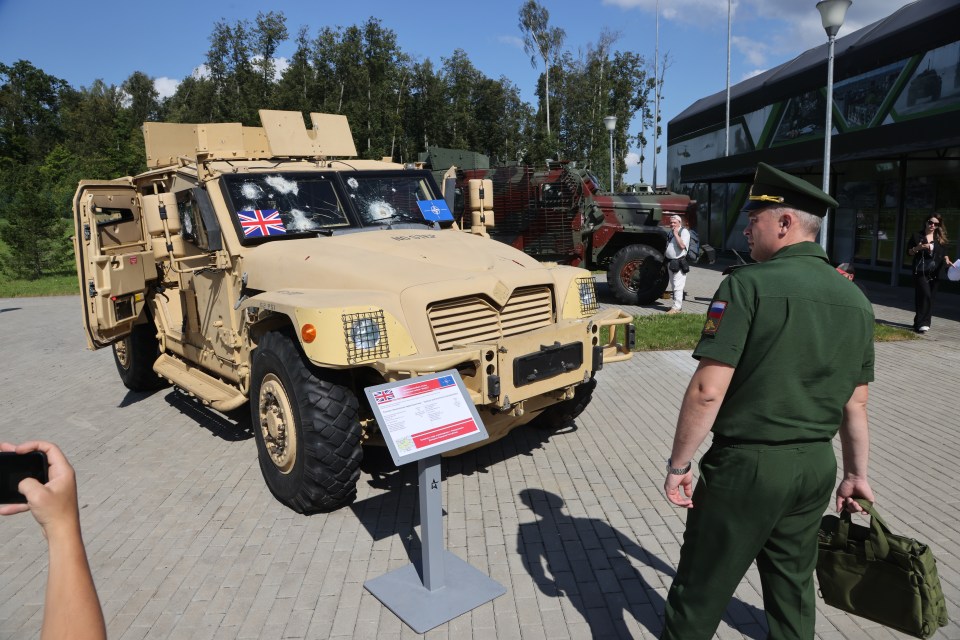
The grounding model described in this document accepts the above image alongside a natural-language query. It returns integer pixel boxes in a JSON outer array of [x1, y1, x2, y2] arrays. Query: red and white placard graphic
[[366, 371, 487, 464]]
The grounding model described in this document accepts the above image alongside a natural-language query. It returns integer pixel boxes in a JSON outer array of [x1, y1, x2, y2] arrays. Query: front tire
[[250, 331, 363, 513], [113, 320, 166, 391], [606, 244, 668, 305]]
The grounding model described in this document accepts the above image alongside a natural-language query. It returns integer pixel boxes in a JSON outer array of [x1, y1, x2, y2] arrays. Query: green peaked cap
[[741, 162, 838, 216]]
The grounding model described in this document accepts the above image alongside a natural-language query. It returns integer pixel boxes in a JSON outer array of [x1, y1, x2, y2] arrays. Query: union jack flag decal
[[373, 389, 395, 404], [238, 209, 286, 237]]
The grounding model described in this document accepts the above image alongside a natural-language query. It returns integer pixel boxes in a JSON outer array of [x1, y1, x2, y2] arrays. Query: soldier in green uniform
[[661, 163, 876, 640]]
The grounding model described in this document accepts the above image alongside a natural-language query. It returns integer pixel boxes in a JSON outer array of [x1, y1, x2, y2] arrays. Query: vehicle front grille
[[428, 286, 554, 351]]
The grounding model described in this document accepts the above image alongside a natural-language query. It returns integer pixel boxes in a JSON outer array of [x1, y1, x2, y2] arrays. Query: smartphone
[[0, 451, 49, 504]]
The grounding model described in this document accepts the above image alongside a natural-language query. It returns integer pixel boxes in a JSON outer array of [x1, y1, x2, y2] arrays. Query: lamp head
[[816, 0, 852, 38], [603, 115, 617, 132]]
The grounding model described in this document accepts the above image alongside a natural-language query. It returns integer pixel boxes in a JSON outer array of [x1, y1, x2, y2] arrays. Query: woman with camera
[[907, 212, 953, 333]]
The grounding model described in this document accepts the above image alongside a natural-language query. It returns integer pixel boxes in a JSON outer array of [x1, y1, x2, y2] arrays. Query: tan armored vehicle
[[72, 110, 633, 512]]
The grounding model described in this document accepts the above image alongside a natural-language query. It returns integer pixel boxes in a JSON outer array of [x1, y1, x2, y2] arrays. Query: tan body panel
[[72, 110, 634, 512]]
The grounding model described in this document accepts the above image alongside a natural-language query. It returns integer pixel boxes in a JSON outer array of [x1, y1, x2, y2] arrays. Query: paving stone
[[2, 270, 960, 639]]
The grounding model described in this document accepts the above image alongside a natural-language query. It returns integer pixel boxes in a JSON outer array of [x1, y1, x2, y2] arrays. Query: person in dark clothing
[[906, 213, 953, 333]]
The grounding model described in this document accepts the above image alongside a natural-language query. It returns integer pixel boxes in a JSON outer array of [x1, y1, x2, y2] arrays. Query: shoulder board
[[721, 263, 757, 275]]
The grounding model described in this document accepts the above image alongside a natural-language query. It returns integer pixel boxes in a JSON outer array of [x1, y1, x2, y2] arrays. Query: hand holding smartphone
[[0, 451, 49, 504]]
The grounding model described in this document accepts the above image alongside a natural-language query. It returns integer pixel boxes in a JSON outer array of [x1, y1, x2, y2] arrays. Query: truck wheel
[[113, 321, 166, 391], [534, 378, 596, 428], [607, 244, 668, 305], [250, 331, 362, 513]]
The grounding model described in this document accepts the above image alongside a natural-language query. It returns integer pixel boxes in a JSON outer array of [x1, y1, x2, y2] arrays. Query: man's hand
[[835, 477, 874, 514], [664, 471, 694, 508]]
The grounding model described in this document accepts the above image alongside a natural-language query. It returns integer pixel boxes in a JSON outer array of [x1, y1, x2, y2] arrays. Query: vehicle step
[[153, 354, 247, 411]]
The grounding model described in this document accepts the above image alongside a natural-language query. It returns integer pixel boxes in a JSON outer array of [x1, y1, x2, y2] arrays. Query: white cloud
[[602, 0, 910, 36], [625, 151, 641, 166], [192, 64, 210, 80], [154, 77, 179, 100], [741, 0, 913, 54], [497, 35, 525, 50], [603, 0, 731, 22], [732, 34, 767, 68], [726, 1, 912, 79]]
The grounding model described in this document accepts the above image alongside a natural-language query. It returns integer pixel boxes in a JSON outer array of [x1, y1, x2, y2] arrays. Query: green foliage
[[0, 9, 663, 292], [0, 174, 73, 280], [0, 273, 76, 298], [518, 0, 565, 138]]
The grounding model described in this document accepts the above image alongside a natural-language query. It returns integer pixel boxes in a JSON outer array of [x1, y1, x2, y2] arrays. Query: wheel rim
[[115, 338, 130, 370], [258, 374, 298, 474], [619, 260, 643, 293], [620, 258, 657, 294]]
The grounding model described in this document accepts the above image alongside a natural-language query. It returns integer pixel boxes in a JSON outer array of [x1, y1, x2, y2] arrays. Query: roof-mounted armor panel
[[142, 110, 358, 169]]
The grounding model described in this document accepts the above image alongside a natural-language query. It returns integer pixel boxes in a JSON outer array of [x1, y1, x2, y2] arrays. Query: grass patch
[[0, 274, 77, 298], [0, 218, 77, 297], [605, 313, 918, 352], [873, 323, 919, 342]]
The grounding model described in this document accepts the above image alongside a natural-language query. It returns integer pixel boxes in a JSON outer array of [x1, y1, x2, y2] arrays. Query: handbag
[[816, 500, 949, 638]]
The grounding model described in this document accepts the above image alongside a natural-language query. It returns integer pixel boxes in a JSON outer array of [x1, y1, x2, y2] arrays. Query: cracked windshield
[[341, 173, 437, 227], [223, 173, 348, 239]]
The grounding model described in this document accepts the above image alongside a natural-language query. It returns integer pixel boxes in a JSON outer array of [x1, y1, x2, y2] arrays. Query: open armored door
[[73, 181, 157, 349]]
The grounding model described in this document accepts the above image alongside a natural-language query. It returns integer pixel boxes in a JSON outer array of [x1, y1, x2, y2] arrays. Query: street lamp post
[[604, 115, 617, 192], [816, 0, 851, 254]]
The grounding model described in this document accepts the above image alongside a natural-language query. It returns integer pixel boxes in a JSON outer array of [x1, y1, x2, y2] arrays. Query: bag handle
[[834, 498, 891, 559]]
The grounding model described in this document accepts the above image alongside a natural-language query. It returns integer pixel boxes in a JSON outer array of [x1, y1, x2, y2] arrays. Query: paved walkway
[[1, 267, 958, 639]]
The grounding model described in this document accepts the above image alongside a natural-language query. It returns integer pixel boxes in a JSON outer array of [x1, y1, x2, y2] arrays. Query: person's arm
[[907, 233, 924, 257], [835, 385, 874, 514], [672, 226, 687, 252], [0, 441, 106, 640], [664, 358, 735, 508]]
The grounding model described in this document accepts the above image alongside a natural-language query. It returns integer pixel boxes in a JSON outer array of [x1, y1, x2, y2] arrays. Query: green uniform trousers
[[662, 440, 836, 640]]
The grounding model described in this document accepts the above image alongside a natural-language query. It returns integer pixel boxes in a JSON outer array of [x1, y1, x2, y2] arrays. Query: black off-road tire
[[113, 321, 166, 391], [606, 244, 668, 305], [534, 378, 597, 429], [250, 331, 362, 513]]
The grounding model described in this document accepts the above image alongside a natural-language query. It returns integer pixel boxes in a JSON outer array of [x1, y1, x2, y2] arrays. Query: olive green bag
[[817, 500, 949, 638]]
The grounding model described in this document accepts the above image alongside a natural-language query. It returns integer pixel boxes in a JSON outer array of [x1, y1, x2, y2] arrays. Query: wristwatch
[[666, 458, 692, 475]]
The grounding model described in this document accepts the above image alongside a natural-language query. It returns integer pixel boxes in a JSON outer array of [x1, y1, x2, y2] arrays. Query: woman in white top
[[664, 215, 690, 313]]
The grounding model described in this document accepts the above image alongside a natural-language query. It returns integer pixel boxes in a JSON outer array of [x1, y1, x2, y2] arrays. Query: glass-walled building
[[667, 0, 960, 286]]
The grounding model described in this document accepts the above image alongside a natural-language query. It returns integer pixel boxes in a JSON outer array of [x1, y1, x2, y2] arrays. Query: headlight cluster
[[577, 277, 599, 316], [342, 310, 390, 363]]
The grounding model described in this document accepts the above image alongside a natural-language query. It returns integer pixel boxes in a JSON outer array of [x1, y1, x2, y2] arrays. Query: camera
[[0, 451, 48, 503]]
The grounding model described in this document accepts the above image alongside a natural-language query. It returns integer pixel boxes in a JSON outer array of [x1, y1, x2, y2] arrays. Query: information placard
[[364, 370, 488, 465]]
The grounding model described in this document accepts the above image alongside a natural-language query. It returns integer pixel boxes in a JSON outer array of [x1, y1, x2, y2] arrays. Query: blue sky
[[0, 0, 913, 183]]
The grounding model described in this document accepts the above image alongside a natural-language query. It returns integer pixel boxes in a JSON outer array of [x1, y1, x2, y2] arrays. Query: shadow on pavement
[[162, 388, 254, 441], [516, 489, 766, 639], [351, 420, 569, 544]]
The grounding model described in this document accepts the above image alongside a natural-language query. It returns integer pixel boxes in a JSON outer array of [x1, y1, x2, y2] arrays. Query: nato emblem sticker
[[417, 199, 454, 222]]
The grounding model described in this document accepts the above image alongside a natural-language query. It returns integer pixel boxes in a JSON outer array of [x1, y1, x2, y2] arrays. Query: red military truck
[[424, 148, 709, 304]]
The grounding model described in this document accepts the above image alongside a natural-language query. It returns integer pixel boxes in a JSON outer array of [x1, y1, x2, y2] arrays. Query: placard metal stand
[[363, 371, 505, 634]]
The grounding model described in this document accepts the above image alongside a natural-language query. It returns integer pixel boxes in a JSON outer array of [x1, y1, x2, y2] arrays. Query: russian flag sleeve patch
[[703, 300, 728, 335]]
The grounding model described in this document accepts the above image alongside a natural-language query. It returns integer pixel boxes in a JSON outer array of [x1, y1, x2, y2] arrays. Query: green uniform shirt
[[694, 242, 875, 443]]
